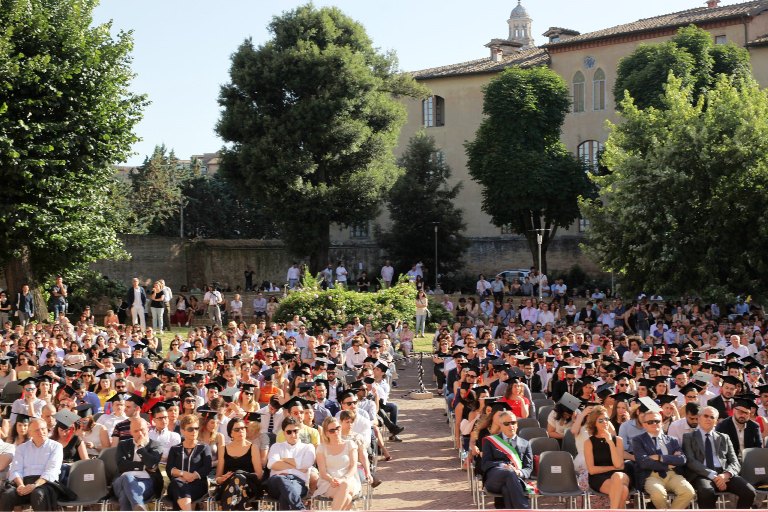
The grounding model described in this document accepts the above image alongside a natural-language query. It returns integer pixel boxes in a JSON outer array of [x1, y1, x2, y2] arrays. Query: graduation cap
[[473, 385, 490, 395], [637, 378, 656, 389], [280, 352, 297, 361], [243, 411, 262, 423], [113, 363, 128, 372], [580, 375, 600, 385], [558, 392, 582, 412], [59, 385, 75, 397], [17, 376, 38, 387], [596, 387, 615, 400], [678, 382, 702, 395], [75, 404, 93, 418], [720, 375, 743, 387], [562, 366, 579, 375], [145, 378, 163, 393], [161, 368, 178, 378], [741, 356, 763, 369], [327, 362, 337, 371], [734, 395, 758, 410], [64, 368, 81, 376], [261, 368, 277, 380], [298, 382, 315, 392], [14, 413, 32, 424], [36, 375, 53, 384], [671, 367, 688, 377], [609, 392, 635, 403], [198, 409, 218, 420], [220, 388, 238, 403], [756, 384, 768, 395], [349, 380, 364, 391], [657, 394, 678, 405], [487, 398, 511, 414], [505, 367, 524, 379], [363, 376, 375, 385], [726, 361, 744, 370], [239, 383, 258, 393], [54, 409, 81, 429], [282, 396, 313, 410], [107, 392, 132, 403], [706, 348, 722, 356], [314, 379, 329, 389], [638, 396, 662, 413], [180, 390, 197, 400]]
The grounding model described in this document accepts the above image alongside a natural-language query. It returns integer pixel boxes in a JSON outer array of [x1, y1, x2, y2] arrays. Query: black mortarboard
[[17, 376, 38, 387], [756, 384, 768, 395], [298, 382, 314, 392], [363, 357, 378, 364], [282, 396, 311, 410], [239, 383, 258, 393], [244, 411, 261, 423], [198, 409, 218, 419], [107, 393, 132, 403], [609, 392, 635, 403], [721, 375, 743, 387], [261, 368, 277, 380], [580, 375, 600, 384], [488, 398, 511, 414], [14, 413, 32, 424], [363, 376, 375, 385], [657, 394, 678, 405], [145, 378, 163, 393], [126, 394, 144, 406], [638, 396, 661, 413], [596, 387, 614, 400], [726, 361, 744, 369], [678, 382, 702, 395], [180, 390, 197, 400], [314, 379, 329, 389], [734, 396, 758, 410], [113, 363, 128, 372], [563, 366, 578, 375], [671, 367, 688, 377], [220, 388, 238, 403], [162, 368, 178, 378], [638, 378, 655, 389], [75, 404, 93, 418], [65, 368, 81, 376]]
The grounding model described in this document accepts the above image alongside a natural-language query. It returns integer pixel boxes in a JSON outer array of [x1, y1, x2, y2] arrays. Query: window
[[579, 218, 590, 232], [422, 95, 445, 127], [500, 224, 515, 235], [573, 72, 585, 113], [578, 140, 603, 173], [593, 68, 606, 111], [350, 222, 369, 239], [715, 35, 727, 45]]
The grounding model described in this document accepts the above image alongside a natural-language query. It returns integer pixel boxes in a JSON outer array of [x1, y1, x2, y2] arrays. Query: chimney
[[491, 47, 504, 62], [705, 0, 720, 8]]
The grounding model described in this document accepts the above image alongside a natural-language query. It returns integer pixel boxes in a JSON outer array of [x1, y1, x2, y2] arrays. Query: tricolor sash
[[488, 434, 523, 470]]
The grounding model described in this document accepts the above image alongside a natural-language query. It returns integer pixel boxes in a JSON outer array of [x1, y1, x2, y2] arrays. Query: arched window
[[578, 140, 603, 173], [593, 68, 606, 111], [573, 71, 585, 113], [422, 95, 445, 127]]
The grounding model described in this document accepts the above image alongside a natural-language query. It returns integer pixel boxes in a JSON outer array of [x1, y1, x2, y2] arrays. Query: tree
[[581, 74, 768, 300], [465, 66, 596, 273], [128, 145, 186, 234], [216, 4, 426, 271], [377, 131, 469, 283], [614, 25, 751, 110], [0, 0, 146, 315]]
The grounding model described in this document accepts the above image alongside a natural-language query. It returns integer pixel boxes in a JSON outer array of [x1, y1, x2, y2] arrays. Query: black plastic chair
[[534, 451, 587, 508]]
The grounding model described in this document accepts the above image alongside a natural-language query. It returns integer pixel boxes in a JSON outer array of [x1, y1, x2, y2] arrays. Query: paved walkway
[[369, 356, 473, 510]]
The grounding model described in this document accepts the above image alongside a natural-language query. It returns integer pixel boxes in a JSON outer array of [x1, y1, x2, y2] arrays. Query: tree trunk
[[4, 246, 49, 322], [307, 219, 331, 276]]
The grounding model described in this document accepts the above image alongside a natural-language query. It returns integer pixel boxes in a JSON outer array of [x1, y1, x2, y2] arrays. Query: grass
[[413, 335, 434, 354]]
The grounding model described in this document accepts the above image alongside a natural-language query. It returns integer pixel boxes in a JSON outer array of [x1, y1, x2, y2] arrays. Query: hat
[[14, 413, 32, 424], [678, 382, 702, 395], [656, 394, 678, 405], [239, 383, 258, 393], [720, 375, 743, 387], [637, 396, 661, 413], [107, 393, 132, 403], [734, 396, 758, 410], [145, 378, 163, 393], [558, 392, 582, 413], [54, 409, 80, 429], [17, 376, 38, 387], [314, 379, 329, 389], [261, 368, 277, 380], [220, 387, 238, 403], [282, 396, 313, 410], [609, 392, 635, 403], [198, 409, 218, 420], [75, 404, 93, 418], [298, 382, 314, 392], [243, 411, 262, 423]]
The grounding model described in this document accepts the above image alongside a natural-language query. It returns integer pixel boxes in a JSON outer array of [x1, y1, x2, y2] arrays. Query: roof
[[545, 0, 768, 48], [747, 33, 768, 46], [410, 47, 549, 80], [510, 1, 529, 19], [542, 27, 581, 37]]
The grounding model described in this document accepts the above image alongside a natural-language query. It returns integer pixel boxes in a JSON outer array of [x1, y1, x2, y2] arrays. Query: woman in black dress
[[166, 415, 212, 510], [215, 417, 263, 510], [584, 405, 630, 509]]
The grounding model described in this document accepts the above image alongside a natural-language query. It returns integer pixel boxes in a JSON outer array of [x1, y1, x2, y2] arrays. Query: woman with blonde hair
[[313, 416, 361, 510], [583, 405, 630, 509]]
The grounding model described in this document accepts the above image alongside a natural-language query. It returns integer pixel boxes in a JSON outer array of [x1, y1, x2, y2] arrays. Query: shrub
[[273, 274, 417, 331], [426, 298, 453, 330]]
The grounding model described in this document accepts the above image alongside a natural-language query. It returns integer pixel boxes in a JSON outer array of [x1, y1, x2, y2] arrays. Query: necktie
[[568, 383, 573, 394], [724, 399, 733, 416], [653, 437, 658, 450], [705, 433, 715, 470], [654, 437, 667, 477], [267, 413, 274, 433]]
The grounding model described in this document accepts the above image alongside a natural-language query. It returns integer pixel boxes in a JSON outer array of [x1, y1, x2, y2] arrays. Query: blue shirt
[[77, 391, 103, 414], [9, 438, 63, 483], [618, 419, 646, 453]]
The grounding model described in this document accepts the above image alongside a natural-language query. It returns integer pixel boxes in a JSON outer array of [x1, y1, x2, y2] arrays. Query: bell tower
[[508, 1, 534, 48]]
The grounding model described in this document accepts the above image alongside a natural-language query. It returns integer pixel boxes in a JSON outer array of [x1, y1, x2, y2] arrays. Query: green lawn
[[413, 335, 434, 354]]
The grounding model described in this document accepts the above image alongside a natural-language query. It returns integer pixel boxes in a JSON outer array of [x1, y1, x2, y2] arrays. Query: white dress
[[312, 440, 361, 498]]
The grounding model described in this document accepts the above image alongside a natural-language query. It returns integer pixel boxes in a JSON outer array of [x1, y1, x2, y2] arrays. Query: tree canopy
[[216, 4, 426, 271], [581, 74, 768, 300], [465, 66, 595, 272], [377, 131, 468, 282], [0, 0, 146, 305], [614, 25, 751, 110]]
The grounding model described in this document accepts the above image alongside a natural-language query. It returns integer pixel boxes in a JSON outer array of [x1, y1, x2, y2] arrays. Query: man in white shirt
[[96, 396, 128, 436], [10, 378, 47, 424], [265, 417, 316, 510], [519, 298, 538, 325], [125, 277, 147, 330], [344, 337, 368, 370], [203, 286, 222, 327], [160, 279, 173, 333], [286, 263, 301, 289], [252, 292, 267, 319], [336, 390, 372, 450], [667, 402, 700, 443], [724, 334, 750, 359], [335, 262, 348, 288], [147, 406, 181, 463], [380, 260, 394, 288]]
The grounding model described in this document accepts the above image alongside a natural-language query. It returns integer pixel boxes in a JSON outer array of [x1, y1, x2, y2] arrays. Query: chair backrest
[[537, 405, 554, 430], [139, 412, 150, 422], [533, 398, 555, 410], [562, 429, 578, 457], [98, 446, 119, 483], [518, 427, 548, 441], [1, 381, 22, 402], [531, 392, 547, 401], [537, 451, 580, 493], [516, 418, 539, 430], [65, 458, 108, 502], [741, 447, 768, 487], [92, 412, 103, 423], [529, 437, 560, 457]]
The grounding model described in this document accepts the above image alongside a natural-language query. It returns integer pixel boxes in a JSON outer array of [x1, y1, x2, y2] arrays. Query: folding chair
[[741, 447, 768, 507], [517, 427, 548, 441], [531, 392, 547, 401], [533, 398, 555, 410], [561, 429, 578, 458], [57, 458, 109, 512], [534, 451, 587, 508], [516, 417, 540, 430], [537, 405, 554, 430]]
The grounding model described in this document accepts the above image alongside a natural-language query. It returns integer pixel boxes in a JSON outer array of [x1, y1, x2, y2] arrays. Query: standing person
[[149, 281, 165, 334], [125, 277, 147, 330], [356, 272, 370, 292], [632, 411, 695, 509], [204, 285, 223, 327], [160, 279, 173, 333], [380, 260, 394, 289], [265, 417, 316, 510], [0, 290, 11, 326], [287, 263, 301, 289], [415, 291, 428, 338], [244, 267, 254, 292], [112, 418, 164, 512], [50, 276, 68, 320], [15, 284, 35, 327], [682, 406, 756, 509], [0, 418, 63, 511], [476, 274, 491, 298], [335, 261, 348, 289], [166, 415, 212, 510]]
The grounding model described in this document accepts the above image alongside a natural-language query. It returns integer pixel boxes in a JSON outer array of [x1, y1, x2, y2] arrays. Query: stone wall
[[91, 235, 603, 290]]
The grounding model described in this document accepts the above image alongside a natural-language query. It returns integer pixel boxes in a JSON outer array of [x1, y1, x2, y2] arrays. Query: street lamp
[[432, 222, 439, 292], [529, 213, 552, 302]]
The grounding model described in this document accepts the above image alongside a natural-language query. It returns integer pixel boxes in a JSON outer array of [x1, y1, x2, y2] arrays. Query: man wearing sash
[[480, 411, 533, 509]]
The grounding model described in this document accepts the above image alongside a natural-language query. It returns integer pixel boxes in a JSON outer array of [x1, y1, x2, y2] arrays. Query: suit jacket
[[682, 429, 740, 480], [125, 286, 147, 308], [166, 443, 213, 487], [116, 438, 164, 499], [551, 378, 582, 403], [706, 395, 730, 420], [480, 434, 533, 483], [715, 417, 762, 459], [631, 431, 686, 489], [522, 374, 543, 394]]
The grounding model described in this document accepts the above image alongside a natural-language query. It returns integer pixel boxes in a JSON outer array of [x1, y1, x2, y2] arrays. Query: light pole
[[432, 222, 439, 292], [529, 214, 552, 302]]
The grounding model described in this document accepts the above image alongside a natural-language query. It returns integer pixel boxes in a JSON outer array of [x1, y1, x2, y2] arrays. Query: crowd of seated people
[[0, 296, 405, 511], [444, 294, 768, 509]]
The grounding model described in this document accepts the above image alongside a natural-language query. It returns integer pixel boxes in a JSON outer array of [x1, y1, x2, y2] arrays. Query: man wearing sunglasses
[[632, 411, 694, 509], [480, 411, 533, 509], [265, 417, 316, 510], [682, 406, 756, 509]]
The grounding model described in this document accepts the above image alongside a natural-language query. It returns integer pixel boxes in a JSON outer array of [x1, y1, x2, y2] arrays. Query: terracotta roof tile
[[410, 47, 550, 79], [545, 0, 768, 48], [747, 33, 768, 46]]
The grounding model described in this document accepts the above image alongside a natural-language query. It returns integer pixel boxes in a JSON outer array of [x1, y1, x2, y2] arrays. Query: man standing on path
[[160, 279, 172, 333], [126, 277, 147, 331], [380, 260, 394, 289]]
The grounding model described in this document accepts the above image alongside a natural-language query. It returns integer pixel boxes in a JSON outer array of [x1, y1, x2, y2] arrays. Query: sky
[[91, 0, 746, 165]]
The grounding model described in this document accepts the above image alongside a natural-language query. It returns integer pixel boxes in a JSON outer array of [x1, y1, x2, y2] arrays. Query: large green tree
[[614, 25, 751, 110], [377, 131, 469, 283], [0, 0, 146, 314], [465, 66, 595, 272], [216, 4, 426, 271], [581, 74, 768, 299], [128, 145, 186, 234]]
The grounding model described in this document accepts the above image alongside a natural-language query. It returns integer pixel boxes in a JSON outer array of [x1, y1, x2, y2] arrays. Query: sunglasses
[[285, 429, 300, 435], [502, 421, 517, 426], [185, 426, 200, 432], [327, 427, 341, 433], [343, 400, 357, 405], [231, 426, 246, 432], [645, 419, 661, 425]]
